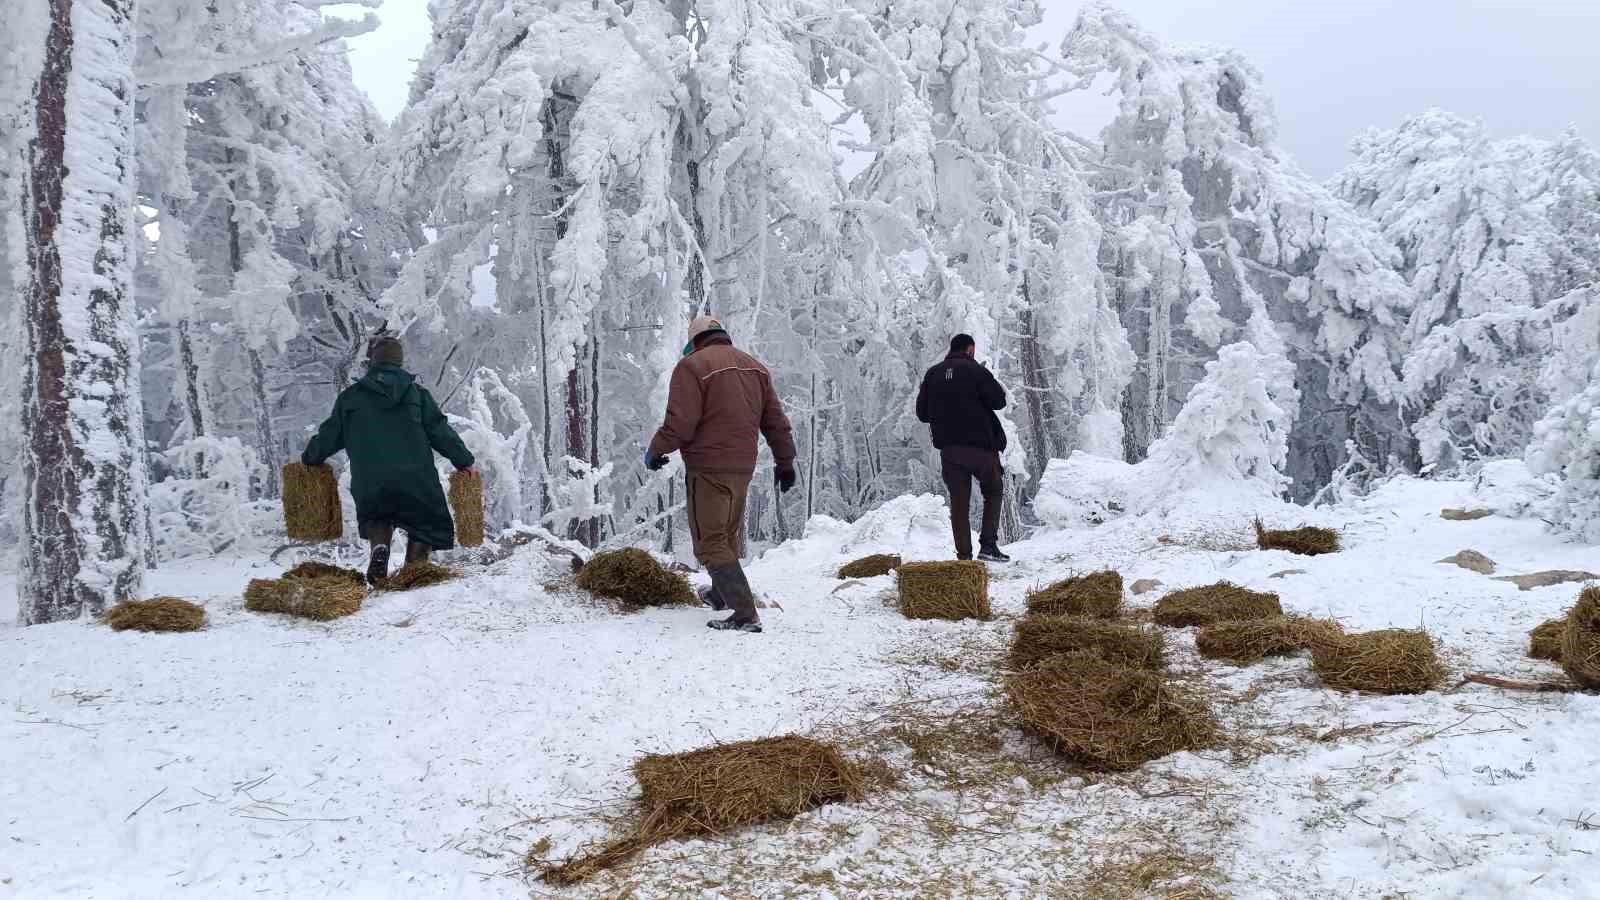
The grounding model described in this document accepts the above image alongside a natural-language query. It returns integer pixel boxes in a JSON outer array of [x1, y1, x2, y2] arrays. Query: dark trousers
[[369, 524, 432, 565], [687, 469, 759, 623], [940, 446, 1003, 558]]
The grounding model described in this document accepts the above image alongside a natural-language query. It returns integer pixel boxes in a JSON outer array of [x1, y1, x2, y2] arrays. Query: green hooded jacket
[[301, 363, 475, 549]]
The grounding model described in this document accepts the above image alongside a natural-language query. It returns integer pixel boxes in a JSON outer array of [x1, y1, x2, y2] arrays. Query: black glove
[[776, 465, 797, 494], [644, 449, 670, 471]]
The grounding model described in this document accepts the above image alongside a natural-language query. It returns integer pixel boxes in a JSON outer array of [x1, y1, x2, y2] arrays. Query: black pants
[[940, 446, 1003, 558]]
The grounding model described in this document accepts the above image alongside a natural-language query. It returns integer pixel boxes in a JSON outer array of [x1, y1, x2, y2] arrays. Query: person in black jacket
[[915, 334, 1011, 562]]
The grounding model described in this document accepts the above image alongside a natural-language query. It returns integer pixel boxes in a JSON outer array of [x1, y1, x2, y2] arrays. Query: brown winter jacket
[[649, 335, 797, 475]]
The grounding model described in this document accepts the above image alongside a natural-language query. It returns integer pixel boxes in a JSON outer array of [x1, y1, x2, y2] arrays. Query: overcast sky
[[331, 0, 1600, 177]]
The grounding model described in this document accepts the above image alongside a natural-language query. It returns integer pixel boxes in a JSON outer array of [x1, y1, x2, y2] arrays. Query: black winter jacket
[[915, 352, 1008, 452]]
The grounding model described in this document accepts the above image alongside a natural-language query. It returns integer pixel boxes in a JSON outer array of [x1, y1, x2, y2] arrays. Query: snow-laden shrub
[[449, 368, 534, 535], [148, 436, 276, 559], [1034, 453, 1138, 528], [1527, 363, 1600, 541], [1470, 459, 1559, 520]]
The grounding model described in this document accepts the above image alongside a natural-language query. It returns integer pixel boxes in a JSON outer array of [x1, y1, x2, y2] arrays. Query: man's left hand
[[776, 465, 797, 493], [644, 449, 670, 471]]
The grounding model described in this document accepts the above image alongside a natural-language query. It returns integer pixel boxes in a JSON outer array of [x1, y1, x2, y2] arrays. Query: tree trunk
[[20, 0, 148, 624], [224, 151, 280, 497], [1017, 279, 1053, 493]]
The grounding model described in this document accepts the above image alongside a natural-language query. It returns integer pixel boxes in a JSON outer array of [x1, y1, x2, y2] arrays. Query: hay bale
[[896, 560, 990, 621], [837, 553, 901, 579], [1311, 629, 1444, 694], [1254, 518, 1340, 556], [244, 575, 365, 621], [1562, 586, 1600, 688], [449, 471, 485, 548], [1005, 652, 1219, 772], [576, 548, 696, 608], [1010, 615, 1165, 671], [103, 597, 205, 632], [1195, 616, 1343, 666], [1024, 570, 1123, 619], [541, 735, 862, 885], [1152, 582, 1282, 628], [1529, 616, 1566, 662], [281, 463, 342, 542], [381, 561, 458, 592], [283, 561, 365, 585]]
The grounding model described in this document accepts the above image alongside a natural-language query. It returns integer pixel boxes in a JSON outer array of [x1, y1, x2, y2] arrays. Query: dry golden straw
[[576, 548, 696, 608], [837, 553, 901, 579], [381, 561, 458, 592], [283, 561, 366, 585], [244, 575, 365, 621], [539, 735, 863, 885], [1025, 570, 1123, 619], [281, 463, 342, 542], [1005, 652, 1219, 772], [897, 560, 990, 621], [1311, 628, 1444, 694], [1529, 616, 1566, 663], [1561, 586, 1600, 689], [1195, 616, 1343, 666], [1254, 518, 1340, 556], [1010, 615, 1165, 671], [1152, 582, 1282, 627], [449, 471, 485, 548], [103, 597, 205, 632]]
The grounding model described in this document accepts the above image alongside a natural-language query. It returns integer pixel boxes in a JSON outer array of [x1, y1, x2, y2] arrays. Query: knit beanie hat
[[682, 315, 727, 356], [368, 335, 404, 366]]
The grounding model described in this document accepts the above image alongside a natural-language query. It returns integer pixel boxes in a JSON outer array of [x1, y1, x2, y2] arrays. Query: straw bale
[[1005, 652, 1219, 772], [897, 560, 990, 621], [1195, 616, 1343, 666], [449, 471, 485, 548], [1025, 570, 1123, 619], [1254, 519, 1340, 556], [1311, 629, 1444, 694], [1562, 587, 1600, 688], [103, 597, 205, 632], [284, 561, 365, 585], [1152, 582, 1282, 628], [1529, 616, 1566, 662], [381, 561, 458, 592], [576, 548, 696, 608], [540, 735, 863, 885], [837, 554, 901, 579], [244, 575, 365, 621], [281, 463, 342, 541], [1010, 615, 1165, 671]]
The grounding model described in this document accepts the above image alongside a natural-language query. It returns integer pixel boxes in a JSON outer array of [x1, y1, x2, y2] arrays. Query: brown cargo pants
[[940, 446, 1004, 559], [686, 469, 757, 622]]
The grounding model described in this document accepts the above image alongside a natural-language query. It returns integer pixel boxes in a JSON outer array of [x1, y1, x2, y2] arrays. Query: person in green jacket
[[302, 336, 478, 584]]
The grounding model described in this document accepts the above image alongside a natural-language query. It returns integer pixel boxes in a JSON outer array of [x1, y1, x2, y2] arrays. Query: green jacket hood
[[357, 364, 417, 407]]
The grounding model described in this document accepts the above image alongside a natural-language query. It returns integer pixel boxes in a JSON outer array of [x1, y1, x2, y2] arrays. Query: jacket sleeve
[[759, 374, 798, 468], [420, 389, 476, 470], [649, 361, 702, 457], [980, 366, 1007, 411], [915, 369, 930, 423], [301, 401, 346, 466]]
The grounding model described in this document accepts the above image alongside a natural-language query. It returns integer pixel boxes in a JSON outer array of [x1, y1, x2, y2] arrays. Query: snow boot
[[697, 584, 728, 611], [707, 615, 763, 634], [977, 544, 1011, 564], [366, 544, 391, 586]]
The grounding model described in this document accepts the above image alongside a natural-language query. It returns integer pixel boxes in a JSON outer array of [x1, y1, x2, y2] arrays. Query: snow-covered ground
[[3, 477, 1597, 898]]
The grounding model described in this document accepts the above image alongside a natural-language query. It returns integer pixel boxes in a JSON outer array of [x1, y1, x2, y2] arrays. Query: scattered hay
[[540, 735, 864, 885], [1529, 616, 1567, 662], [1311, 629, 1444, 694], [1005, 652, 1219, 771], [1494, 570, 1599, 591], [897, 560, 990, 621], [1152, 582, 1282, 628], [449, 471, 484, 548], [244, 575, 365, 621], [103, 597, 205, 632], [576, 548, 696, 608], [281, 463, 342, 542], [1195, 617, 1343, 666], [1010, 615, 1165, 671], [283, 561, 365, 585], [1254, 519, 1339, 556], [1562, 587, 1600, 689], [1024, 570, 1123, 619], [837, 553, 901, 579], [1440, 507, 1492, 521], [381, 561, 458, 592]]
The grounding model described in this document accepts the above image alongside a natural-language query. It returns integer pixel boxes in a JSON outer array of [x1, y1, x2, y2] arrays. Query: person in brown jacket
[[645, 315, 797, 633]]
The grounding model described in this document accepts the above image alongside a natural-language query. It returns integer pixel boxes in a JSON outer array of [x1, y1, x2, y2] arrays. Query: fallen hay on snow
[[1010, 615, 1164, 671], [449, 471, 484, 548], [281, 463, 343, 542], [1025, 570, 1123, 619], [103, 597, 205, 632], [897, 560, 990, 621], [1195, 617, 1343, 666], [245, 575, 365, 621], [837, 553, 901, 579], [283, 561, 365, 585], [1152, 582, 1282, 628], [1311, 629, 1444, 694], [381, 561, 458, 592], [576, 548, 696, 608], [1005, 652, 1219, 771], [1529, 616, 1566, 662], [1562, 587, 1600, 689], [1254, 519, 1339, 556], [539, 735, 864, 885]]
